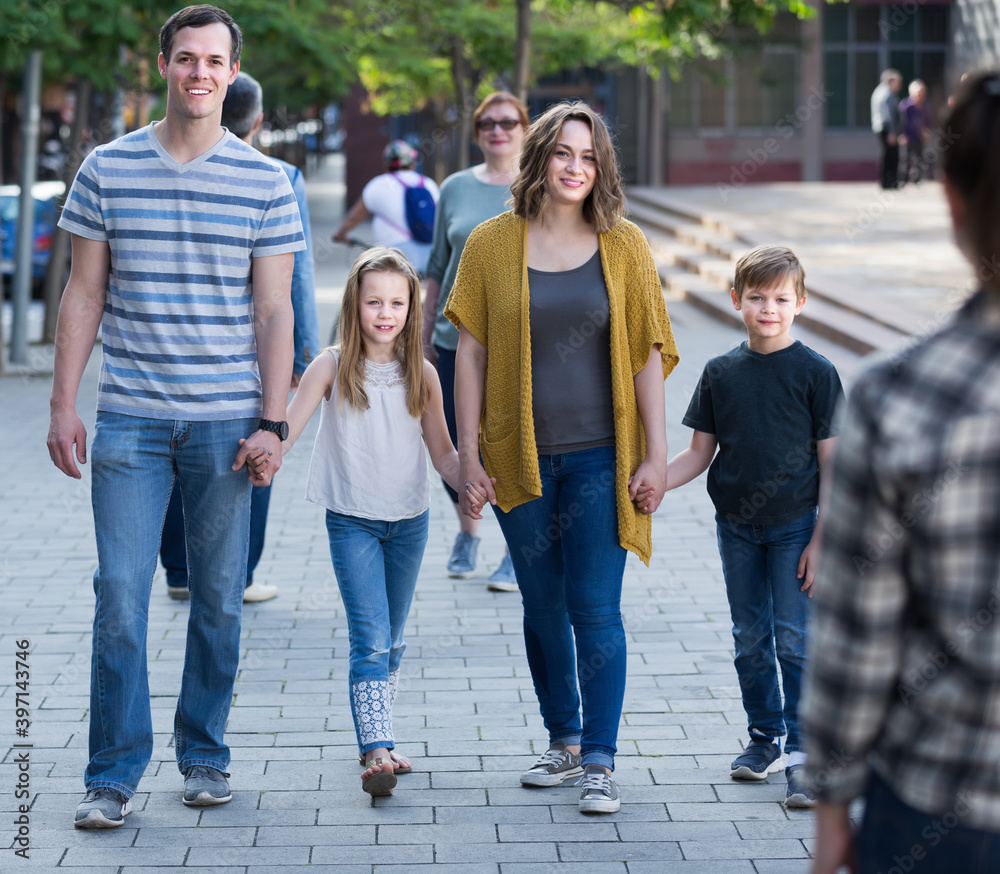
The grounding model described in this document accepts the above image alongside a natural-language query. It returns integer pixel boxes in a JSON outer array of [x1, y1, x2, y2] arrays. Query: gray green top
[[426, 167, 512, 351], [528, 251, 615, 454]]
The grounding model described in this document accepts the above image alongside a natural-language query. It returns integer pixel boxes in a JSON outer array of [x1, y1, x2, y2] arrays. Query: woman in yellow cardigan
[[445, 101, 679, 814]]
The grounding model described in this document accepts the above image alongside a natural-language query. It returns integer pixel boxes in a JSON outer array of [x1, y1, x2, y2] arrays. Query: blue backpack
[[393, 174, 436, 243]]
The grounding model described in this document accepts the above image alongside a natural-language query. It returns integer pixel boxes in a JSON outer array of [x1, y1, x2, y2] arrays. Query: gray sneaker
[[182, 765, 232, 806], [74, 787, 132, 828], [447, 532, 480, 578], [487, 552, 518, 592], [578, 764, 621, 814], [520, 742, 583, 787]]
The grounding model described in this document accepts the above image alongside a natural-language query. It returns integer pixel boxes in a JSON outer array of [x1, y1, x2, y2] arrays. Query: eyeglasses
[[476, 118, 521, 132]]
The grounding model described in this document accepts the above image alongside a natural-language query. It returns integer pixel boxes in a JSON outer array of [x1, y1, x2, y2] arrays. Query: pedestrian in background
[[421, 91, 528, 589], [446, 101, 678, 814], [899, 78, 934, 184], [47, 4, 303, 828], [333, 140, 439, 276], [160, 70, 321, 604], [871, 68, 903, 190], [805, 70, 1000, 873]]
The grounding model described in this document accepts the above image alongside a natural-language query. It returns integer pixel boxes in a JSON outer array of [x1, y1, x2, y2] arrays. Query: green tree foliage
[[1, 0, 353, 114], [353, 0, 815, 116]]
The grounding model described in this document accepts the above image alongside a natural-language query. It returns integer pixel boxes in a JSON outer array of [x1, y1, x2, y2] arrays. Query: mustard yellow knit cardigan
[[444, 211, 680, 565]]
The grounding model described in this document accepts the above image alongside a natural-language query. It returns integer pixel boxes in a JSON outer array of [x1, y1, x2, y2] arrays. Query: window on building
[[667, 12, 800, 133], [823, 2, 951, 130]]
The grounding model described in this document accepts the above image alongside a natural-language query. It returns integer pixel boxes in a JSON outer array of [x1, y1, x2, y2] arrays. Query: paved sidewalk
[[5, 162, 969, 871]]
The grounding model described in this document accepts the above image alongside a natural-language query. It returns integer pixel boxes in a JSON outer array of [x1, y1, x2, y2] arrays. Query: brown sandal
[[361, 758, 397, 796]]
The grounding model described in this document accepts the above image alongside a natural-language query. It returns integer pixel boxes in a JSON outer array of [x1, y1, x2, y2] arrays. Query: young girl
[[249, 247, 487, 796]]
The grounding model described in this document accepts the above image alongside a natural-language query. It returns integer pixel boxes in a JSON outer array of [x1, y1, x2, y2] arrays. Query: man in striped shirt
[[46, 5, 305, 828]]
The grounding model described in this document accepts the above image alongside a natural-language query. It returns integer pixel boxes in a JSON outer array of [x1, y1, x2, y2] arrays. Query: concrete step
[[679, 284, 909, 356], [628, 201, 742, 261], [629, 190, 913, 354]]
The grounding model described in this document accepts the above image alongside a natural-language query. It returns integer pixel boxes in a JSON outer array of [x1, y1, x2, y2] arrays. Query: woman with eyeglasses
[[422, 91, 529, 590]]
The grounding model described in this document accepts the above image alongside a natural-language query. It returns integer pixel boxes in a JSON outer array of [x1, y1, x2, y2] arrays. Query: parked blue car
[[0, 181, 65, 293]]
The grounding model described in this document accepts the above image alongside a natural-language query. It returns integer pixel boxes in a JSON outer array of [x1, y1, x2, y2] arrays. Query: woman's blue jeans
[[325, 509, 429, 754], [88, 412, 254, 797], [493, 446, 627, 771], [715, 510, 815, 753]]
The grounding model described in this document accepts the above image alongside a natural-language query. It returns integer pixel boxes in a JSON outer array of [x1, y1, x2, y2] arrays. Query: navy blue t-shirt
[[682, 340, 844, 525]]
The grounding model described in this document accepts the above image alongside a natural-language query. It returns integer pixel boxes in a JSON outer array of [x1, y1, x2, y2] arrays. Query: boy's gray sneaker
[[447, 532, 480, 578], [487, 552, 519, 592], [74, 787, 132, 828], [520, 742, 584, 787], [182, 765, 232, 806], [730, 737, 782, 780], [578, 764, 621, 814], [784, 764, 816, 808]]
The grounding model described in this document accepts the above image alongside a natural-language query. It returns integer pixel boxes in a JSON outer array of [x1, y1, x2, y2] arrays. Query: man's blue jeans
[[858, 769, 1000, 872], [325, 509, 429, 754], [715, 510, 815, 753], [493, 446, 627, 771], [161, 479, 270, 587], [87, 412, 254, 797]]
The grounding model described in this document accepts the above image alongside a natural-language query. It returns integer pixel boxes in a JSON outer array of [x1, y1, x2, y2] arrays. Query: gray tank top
[[528, 250, 615, 455]]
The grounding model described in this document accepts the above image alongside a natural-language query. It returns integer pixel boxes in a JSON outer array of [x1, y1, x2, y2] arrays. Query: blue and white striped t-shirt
[[58, 123, 306, 421]]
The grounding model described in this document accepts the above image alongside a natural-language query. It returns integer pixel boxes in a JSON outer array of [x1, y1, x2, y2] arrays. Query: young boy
[[666, 245, 843, 808]]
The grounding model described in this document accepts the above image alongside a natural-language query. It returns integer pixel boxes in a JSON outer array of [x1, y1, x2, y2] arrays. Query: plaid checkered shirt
[[802, 287, 1000, 831]]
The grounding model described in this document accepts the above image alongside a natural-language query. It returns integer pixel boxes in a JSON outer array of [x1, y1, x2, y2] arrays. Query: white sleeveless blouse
[[305, 351, 429, 520]]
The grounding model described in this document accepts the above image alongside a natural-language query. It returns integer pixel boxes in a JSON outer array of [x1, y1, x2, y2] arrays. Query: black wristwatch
[[258, 418, 289, 441]]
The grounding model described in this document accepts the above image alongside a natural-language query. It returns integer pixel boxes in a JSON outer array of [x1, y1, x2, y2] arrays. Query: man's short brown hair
[[160, 4, 242, 66], [733, 245, 806, 302]]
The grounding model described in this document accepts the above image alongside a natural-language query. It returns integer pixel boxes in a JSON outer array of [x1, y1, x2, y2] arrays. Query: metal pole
[[10, 50, 42, 366]]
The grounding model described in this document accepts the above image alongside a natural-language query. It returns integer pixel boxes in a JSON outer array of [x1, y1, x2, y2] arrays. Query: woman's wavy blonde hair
[[335, 247, 429, 418], [510, 101, 624, 234]]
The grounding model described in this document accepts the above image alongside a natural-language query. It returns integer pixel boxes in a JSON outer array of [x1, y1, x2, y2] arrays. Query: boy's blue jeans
[[715, 509, 815, 754], [87, 412, 254, 797], [493, 446, 628, 772], [325, 509, 428, 755]]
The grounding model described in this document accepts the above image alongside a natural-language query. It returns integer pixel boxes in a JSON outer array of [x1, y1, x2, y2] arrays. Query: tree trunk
[[514, 0, 531, 105], [450, 36, 473, 172], [42, 78, 92, 343], [0, 73, 6, 185]]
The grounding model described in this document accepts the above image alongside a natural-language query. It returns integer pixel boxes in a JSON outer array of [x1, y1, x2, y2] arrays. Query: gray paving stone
[[627, 863, 756, 873], [752, 860, 814, 873], [433, 841, 557, 863], [61, 846, 191, 867], [557, 840, 683, 862], [502, 866, 626, 874], [680, 838, 808, 859]]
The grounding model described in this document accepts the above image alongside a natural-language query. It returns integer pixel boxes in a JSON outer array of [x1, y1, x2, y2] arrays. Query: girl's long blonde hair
[[335, 247, 429, 418]]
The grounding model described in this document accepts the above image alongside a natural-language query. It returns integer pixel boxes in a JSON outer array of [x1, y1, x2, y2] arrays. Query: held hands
[[628, 457, 667, 515], [459, 458, 496, 520], [234, 430, 283, 486]]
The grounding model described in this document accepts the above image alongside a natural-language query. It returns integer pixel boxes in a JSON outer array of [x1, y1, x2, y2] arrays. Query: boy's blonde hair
[[336, 246, 429, 419], [733, 245, 806, 302]]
